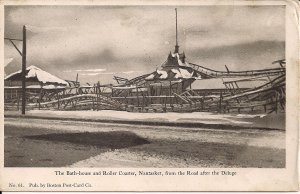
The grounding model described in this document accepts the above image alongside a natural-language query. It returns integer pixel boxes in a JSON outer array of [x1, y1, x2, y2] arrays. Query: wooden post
[[142, 91, 145, 110], [275, 93, 278, 113], [57, 92, 60, 110], [136, 84, 139, 107], [202, 93, 205, 110], [97, 82, 100, 111], [169, 80, 172, 107], [92, 97, 94, 110], [38, 87, 43, 110], [164, 96, 167, 112], [21, 25, 26, 115], [127, 91, 130, 104], [17, 96, 20, 110], [169, 81, 172, 96], [218, 92, 223, 113]]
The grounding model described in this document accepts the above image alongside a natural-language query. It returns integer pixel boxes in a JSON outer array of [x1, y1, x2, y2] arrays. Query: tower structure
[[162, 8, 186, 68], [174, 8, 179, 53]]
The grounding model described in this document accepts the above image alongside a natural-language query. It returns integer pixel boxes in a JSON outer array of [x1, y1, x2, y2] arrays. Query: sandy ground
[[5, 117, 285, 168]]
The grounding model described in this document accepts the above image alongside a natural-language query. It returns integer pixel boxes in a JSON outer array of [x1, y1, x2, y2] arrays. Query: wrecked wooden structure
[[109, 49, 285, 113], [4, 9, 285, 114], [4, 55, 286, 114], [4, 66, 123, 111]]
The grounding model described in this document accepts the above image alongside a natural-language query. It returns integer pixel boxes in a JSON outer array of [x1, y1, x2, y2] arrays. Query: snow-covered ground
[[5, 117, 285, 167], [5, 110, 285, 130]]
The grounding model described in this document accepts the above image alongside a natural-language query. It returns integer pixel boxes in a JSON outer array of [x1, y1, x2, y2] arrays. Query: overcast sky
[[5, 5, 285, 84]]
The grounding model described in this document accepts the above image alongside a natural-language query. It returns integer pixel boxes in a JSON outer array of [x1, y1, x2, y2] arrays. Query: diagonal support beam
[[8, 39, 23, 56]]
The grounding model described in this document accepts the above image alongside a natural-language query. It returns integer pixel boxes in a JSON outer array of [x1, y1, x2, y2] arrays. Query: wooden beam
[[8, 39, 23, 56], [4, 38, 23, 41]]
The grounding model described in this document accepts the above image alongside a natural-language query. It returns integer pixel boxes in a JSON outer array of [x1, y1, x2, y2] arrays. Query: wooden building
[[4, 65, 68, 109]]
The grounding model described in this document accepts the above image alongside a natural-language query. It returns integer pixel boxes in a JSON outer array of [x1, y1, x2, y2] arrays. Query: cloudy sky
[[5, 5, 285, 84]]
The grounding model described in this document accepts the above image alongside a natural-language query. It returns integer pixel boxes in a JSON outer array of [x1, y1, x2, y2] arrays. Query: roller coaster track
[[112, 74, 151, 97], [28, 93, 124, 111], [124, 73, 150, 86], [173, 73, 285, 113], [187, 62, 285, 78]]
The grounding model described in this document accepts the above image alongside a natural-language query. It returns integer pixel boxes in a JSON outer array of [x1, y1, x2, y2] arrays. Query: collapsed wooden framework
[[187, 62, 285, 78], [173, 74, 285, 113], [108, 61, 286, 113], [4, 83, 123, 111], [4, 63, 286, 114], [4, 8, 286, 114]]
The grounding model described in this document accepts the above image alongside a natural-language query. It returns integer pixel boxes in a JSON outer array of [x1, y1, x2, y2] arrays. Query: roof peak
[[5, 65, 68, 85]]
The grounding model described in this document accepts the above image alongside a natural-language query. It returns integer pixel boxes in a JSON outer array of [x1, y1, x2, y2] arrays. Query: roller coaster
[[5, 58, 285, 114]]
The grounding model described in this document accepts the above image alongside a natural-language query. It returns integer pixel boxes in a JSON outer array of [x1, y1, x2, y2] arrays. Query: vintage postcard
[[0, 0, 299, 191]]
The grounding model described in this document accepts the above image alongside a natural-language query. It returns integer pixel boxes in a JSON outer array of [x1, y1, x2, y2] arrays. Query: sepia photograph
[[4, 5, 286, 169], [1, 0, 300, 191]]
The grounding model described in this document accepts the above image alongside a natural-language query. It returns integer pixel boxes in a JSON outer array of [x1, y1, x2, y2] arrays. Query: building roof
[[145, 67, 196, 81], [5, 65, 68, 86], [145, 50, 198, 81], [162, 52, 188, 68]]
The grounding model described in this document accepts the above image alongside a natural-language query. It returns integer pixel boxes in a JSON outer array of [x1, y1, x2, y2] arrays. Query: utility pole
[[4, 25, 26, 115], [21, 25, 27, 115]]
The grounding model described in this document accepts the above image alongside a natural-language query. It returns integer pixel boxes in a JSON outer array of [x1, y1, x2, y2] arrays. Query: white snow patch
[[145, 73, 155, 80], [5, 65, 68, 85], [26, 66, 68, 85], [157, 70, 168, 79], [171, 69, 181, 78], [28, 109, 254, 125], [236, 114, 267, 118], [42, 85, 66, 89], [113, 86, 136, 89], [171, 53, 179, 58], [171, 68, 194, 79], [179, 68, 193, 78], [177, 58, 185, 67]]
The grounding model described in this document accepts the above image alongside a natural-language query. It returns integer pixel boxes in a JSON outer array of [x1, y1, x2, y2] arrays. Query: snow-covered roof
[[157, 70, 168, 79], [5, 65, 68, 86], [145, 67, 195, 81], [179, 68, 194, 78], [112, 86, 137, 89], [145, 73, 155, 80], [162, 51, 189, 68]]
